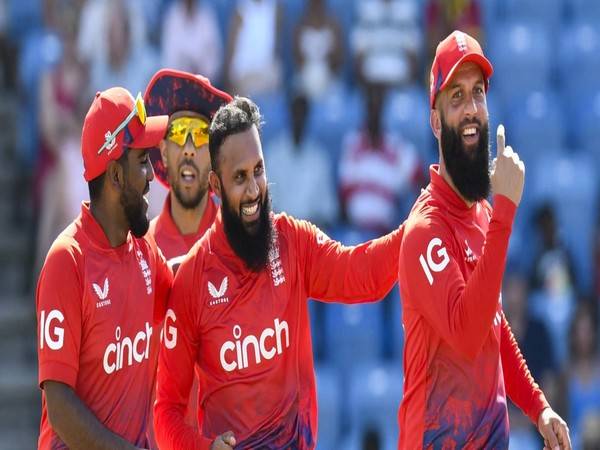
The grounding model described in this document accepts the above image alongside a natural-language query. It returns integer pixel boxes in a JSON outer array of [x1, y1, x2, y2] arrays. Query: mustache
[[178, 159, 199, 173], [459, 117, 483, 129]]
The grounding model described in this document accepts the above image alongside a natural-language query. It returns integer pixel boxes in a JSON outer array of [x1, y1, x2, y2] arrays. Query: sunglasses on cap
[[166, 116, 210, 148], [97, 92, 147, 155]]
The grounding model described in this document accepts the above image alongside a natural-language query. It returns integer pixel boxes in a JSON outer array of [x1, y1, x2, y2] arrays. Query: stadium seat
[[488, 22, 552, 99], [323, 301, 384, 368], [253, 91, 290, 147], [570, 0, 600, 22], [504, 0, 564, 31], [504, 90, 566, 162], [383, 86, 433, 163], [529, 151, 599, 293], [315, 365, 342, 450], [558, 22, 600, 99], [344, 362, 403, 450]]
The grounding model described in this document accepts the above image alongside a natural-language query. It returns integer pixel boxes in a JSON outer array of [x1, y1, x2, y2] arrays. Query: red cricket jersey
[[36, 202, 172, 449], [397, 166, 548, 449], [154, 211, 403, 450], [146, 193, 219, 445]]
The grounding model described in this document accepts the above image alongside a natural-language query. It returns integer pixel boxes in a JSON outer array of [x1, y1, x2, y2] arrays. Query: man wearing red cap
[[142, 69, 232, 444], [36, 87, 173, 449], [397, 31, 571, 449]]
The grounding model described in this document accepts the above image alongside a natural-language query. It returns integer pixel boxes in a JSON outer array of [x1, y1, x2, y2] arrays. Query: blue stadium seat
[[558, 22, 600, 98], [488, 22, 552, 99], [344, 362, 403, 450], [388, 286, 404, 362], [212, 0, 236, 43], [567, 89, 600, 155], [529, 151, 599, 293], [383, 86, 433, 163], [323, 301, 384, 368], [570, 0, 600, 22], [504, 90, 566, 162], [504, 0, 564, 31], [306, 84, 364, 171], [253, 91, 290, 147], [315, 365, 342, 450]]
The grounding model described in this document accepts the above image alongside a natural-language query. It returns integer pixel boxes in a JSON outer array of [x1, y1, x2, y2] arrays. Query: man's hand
[[538, 407, 571, 450], [210, 431, 236, 450], [491, 124, 525, 206]]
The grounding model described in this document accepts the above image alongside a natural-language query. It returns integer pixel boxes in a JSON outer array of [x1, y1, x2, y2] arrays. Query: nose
[[464, 94, 478, 117], [183, 135, 197, 158], [246, 173, 259, 198]]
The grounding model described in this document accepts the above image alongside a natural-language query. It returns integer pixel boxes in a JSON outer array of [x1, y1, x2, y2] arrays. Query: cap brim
[[129, 115, 169, 149], [144, 69, 233, 188], [438, 52, 494, 96]]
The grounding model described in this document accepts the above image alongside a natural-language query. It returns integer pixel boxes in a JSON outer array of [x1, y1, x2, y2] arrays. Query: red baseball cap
[[430, 30, 494, 108], [144, 69, 232, 188], [81, 87, 169, 181]]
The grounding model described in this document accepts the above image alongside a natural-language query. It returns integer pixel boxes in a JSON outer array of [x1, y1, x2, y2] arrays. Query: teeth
[[182, 170, 194, 177], [242, 203, 259, 216], [463, 127, 477, 136]]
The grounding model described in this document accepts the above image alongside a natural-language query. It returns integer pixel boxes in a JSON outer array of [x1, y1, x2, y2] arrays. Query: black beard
[[441, 117, 490, 202], [169, 160, 208, 210], [221, 185, 273, 272], [120, 180, 149, 238]]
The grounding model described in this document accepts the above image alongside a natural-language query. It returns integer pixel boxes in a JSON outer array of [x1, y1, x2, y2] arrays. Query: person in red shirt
[[36, 87, 173, 449], [144, 69, 232, 271], [143, 69, 232, 444], [154, 96, 404, 450], [397, 31, 571, 449]]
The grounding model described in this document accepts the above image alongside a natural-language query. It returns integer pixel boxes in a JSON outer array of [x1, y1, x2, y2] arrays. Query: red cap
[[81, 87, 169, 181], [144, 69, 232, 188], [430, 30, 494, 108]]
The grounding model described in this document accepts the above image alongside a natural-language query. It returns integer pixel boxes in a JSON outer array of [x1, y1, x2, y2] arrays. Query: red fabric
[[154, 212, 403, 450], [397, 165, 547, 449], [36, 202, 172, 449], [145, 192, 219, 448]]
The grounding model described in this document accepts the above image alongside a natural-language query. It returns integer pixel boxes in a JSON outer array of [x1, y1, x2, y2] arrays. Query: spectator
[[223, 0, 283, 96], [565, 302, 600, 449], [503, 272, 557, 384], [425, 0, 483, 63], [339, 83, 422, 233], [362, 427, 381, 450], [161, 0, 223, 81], [266, 93, 338, 229], [529, 202, 577, 367], [351, 0, 422, 87], [88, 0, 158, 95], [36, 4, 89, 271], [293, 0, 344, 100]]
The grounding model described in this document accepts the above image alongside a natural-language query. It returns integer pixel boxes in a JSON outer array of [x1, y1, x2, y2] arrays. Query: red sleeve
[[36, 240, 82, 389], [500, 312, 549, 424], [154, 252, 212, 450], [151, 241, 173, 325], [399, 195, 516, 361], [292, 217, 403, 303]]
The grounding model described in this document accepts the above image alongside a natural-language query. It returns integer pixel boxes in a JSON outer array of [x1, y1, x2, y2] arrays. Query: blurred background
[[0, 0, 599, 449]]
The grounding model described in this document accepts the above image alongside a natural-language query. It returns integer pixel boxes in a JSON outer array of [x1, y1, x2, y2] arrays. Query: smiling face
[[431, 62, 491, 202], [210, 125, 273, 271], [160, 110, 211, 209]]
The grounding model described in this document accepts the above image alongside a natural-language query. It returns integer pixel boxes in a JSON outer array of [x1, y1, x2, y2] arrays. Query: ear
[[430, 108, 442, 141], [208, 170, 221, 199], [106, 159, 125, 191], [159, 139, 168, 167]]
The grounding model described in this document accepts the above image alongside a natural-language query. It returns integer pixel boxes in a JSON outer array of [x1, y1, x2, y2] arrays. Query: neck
[[439, 159, 475, 208], [90, 201, 129, 247], [170, 190, 208, 235]]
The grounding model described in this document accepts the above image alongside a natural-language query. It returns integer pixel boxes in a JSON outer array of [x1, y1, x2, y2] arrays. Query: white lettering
[[163, 309, 177, 350], [40, 310, 65, 350], [102, 323, 152, 375], [420, 238, 450, 285]]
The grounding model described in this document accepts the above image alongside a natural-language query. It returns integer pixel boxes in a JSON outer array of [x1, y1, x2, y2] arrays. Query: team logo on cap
[[455, 32, 468, 52], [104, 131, 117, 153]]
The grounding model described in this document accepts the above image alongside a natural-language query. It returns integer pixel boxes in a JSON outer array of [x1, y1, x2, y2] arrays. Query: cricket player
[[36, 87, 173, 449], [143, 69, 232, 444], [154, 96, 404, 449], [144, 69, 232, 271], [397, 31, 571, 449]]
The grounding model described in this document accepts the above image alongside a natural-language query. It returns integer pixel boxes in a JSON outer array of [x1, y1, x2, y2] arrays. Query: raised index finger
[[497, 124, 505, 157]]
